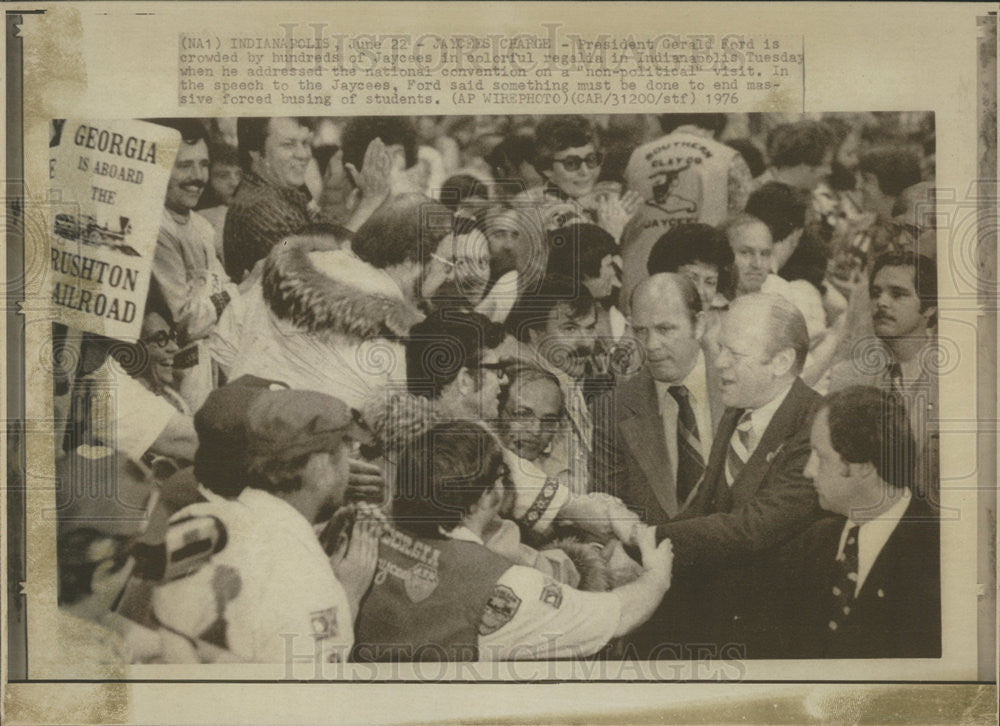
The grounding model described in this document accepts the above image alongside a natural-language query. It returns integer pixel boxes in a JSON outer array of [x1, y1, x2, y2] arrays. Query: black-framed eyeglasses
[[141, 329, 177, 349], [477, 361, 509, 375], [552, 152, 603, 172]]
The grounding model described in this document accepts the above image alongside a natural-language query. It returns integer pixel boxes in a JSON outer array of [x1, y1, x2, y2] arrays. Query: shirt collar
[[745, 379, 795, 435], [236, 487, 318, 548], [654, 349, 707, 406], [838, 488, 912, 592], [441, 524, 484, 545]]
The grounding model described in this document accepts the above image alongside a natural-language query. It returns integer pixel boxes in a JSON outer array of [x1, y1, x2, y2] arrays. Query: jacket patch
[[309, 607, 338, 640], [404, 562, 440, 603], [478, 585, 522, 636], [539, 581, 563, 609]]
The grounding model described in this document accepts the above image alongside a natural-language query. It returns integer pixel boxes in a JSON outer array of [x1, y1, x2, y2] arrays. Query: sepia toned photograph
[[3, 3, 995, 724]]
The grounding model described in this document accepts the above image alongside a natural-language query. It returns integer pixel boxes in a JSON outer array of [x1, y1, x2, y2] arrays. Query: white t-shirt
[[153, 488, 353, 664]]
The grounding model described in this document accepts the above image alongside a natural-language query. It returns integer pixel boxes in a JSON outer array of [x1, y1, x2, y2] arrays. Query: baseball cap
[[193, 375, 289, 496], [245, 389, 370, 464], [56, 446, 168, 546]]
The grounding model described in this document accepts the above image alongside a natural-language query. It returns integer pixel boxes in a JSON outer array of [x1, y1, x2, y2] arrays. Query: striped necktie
[[668, 385, 704, 504], [725, 411, 753, 486], [828, 524, 860, 635]]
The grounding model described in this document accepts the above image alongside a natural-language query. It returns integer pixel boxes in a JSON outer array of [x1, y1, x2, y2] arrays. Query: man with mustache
[[827, 251, 938, 504], [152, 118, 242, 409]]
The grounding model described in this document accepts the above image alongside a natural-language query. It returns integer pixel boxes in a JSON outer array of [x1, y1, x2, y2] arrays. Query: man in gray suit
[[593, 273, 724, 523]]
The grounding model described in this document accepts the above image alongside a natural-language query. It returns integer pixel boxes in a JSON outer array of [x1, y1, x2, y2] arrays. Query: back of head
[[858, 146, 923, 198], [647, 223, 732, 275], [726, 138, 766, 178], [768, 120, 835, 168], [392, 420, 504, 537], [341, 116, 418, 174], [745, 182, 808, 242], [405, 308, 505, 398], [352, 193, 453, 270], [824, 385, 915, 491], [657, 113, 727, 136], [546, 223, 617, 281]]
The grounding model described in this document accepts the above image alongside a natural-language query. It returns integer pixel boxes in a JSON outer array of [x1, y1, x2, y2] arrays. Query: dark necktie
[[725, 411, 753, 486], [668, 384, 704, 504], [887, 361, 904, 397], [828, 524, 860, 634]]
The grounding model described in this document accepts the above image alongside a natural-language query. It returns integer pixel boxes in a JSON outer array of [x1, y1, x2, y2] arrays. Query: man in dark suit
[[594, 273, 724, 524], [634, 293, 823, 657], [778, 384, 940, 658]]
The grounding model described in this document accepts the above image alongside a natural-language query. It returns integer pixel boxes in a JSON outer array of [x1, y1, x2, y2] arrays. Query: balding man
[[633, 293, 823, 657], [594, 274, 724, 524]]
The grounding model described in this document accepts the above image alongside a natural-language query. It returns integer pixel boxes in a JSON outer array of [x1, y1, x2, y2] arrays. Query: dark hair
[[768, 120, 836, 168], [439, 173, 490, 212], [531, 116, 597, 172], [657, 114, 727, 135], [726, 137, 767, 178], [245, 451, 313, 495], [341, 116, 418, 178], [485, 134, 536, 182], [779, 223, 829, 292], [869, 251, 938, 327], [352, 193, 453, 270], [147, 118, 208, 145], [824, 385, 916, 492], [209, 142, 240, 168], [392, 421, 505, 537], [312, 143, 340, 177], [58, 529, 131, 606], [405, 309, 506, 399], [646, 223, 733, 275], [858, 147, 923, 198], [236, 117, 313, 172], [746, 182, 809, 243], [546, 223, 617, 282], [505, 273, 596, 343]]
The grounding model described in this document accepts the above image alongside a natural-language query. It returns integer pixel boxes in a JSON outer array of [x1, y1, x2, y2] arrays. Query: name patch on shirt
[[479, 585, 522, 636], [539, 580, 563, 609]]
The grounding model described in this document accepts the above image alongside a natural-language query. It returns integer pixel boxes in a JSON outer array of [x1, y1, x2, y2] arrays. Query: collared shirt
[[443, 526, 620, 661], [733, 380, 796, 457], [836, 489, 912, 596], [653, 350, 714, 479], [153, 488, 353, 664]]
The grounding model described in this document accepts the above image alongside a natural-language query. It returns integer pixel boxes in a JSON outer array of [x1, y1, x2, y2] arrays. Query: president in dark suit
[[636, 293, 823, 658], [594, 273, 725, 523], [777, 384, 940, 658]]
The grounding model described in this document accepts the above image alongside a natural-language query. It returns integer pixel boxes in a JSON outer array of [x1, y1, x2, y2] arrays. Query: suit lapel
[[686, 406, 741, 514], [729, 379, 808, 505], [702, 341, 726, 433], [620, 370, 677, 518]]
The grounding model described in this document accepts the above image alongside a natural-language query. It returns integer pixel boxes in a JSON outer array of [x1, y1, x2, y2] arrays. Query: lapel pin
[[765, 443, 785, 464], [877, 588, 885, 598]]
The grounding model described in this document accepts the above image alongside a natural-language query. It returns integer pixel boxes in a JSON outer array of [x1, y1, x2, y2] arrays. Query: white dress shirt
[[731, 379, 796, 459], [836, 489, 912, 596], [654, 350, 714, 482]]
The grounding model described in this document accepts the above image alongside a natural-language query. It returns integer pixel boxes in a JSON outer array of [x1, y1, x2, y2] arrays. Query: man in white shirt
[[594, 274, 724, 524], [153, 390, 378, 665], [782, 384, 940, 658], [354, 421, 674, 662]]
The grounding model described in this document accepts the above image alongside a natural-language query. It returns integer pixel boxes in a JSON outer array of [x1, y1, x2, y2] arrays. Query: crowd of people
[[53, 111, 941, 672]]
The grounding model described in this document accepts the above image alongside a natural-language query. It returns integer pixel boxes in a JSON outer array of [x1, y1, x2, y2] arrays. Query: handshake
[[557, 491, 646, 547]]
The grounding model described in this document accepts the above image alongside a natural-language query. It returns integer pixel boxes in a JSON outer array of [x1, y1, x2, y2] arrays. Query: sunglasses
[[141, 329, 177, 349], [552, 152, 604, 172]]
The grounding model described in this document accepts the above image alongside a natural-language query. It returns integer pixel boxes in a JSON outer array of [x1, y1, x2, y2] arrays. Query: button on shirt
[[153, 487, 353, 664], [654, 350, 714, 480], [446, 526, 621, 661], [835, 489, 912, 596]]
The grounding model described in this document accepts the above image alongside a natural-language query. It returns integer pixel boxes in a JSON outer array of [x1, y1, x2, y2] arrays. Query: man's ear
[[456, 367, 476, 395], [770, 347, 796, 378], [920, 304, 937, 327], [848, 459, 876, 479]]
